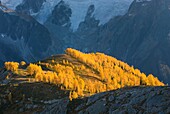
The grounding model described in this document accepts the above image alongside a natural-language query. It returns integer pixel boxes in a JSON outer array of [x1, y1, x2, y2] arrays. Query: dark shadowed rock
[[51, 0, 72, 27]]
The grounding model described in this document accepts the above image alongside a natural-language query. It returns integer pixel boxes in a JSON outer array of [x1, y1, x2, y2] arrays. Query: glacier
[[1, 0, 134, 31], [38, 0, 134, 31]]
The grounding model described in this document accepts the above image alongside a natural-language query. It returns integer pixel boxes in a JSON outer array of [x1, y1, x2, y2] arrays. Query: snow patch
[[1, 0, 23, 9], [136, 0, 152, 2], [36, 0, 61, 24], [168, 32, 170, 40], [0, 34, 5, 38]]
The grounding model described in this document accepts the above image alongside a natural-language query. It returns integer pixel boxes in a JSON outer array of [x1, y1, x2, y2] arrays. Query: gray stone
[[33, 105, 38, 108], [19, 108, 24, 112], [138, 110, 144, 114], [166, 107, 170, 114], [149, 107, 159, 113], [86, 92, 107, 105], [75, 103, 86, 111], [108, 95, 115, 102], [86, 99, 107, 114], [111, 109, 127, 114], [41, 98, 69, 114], [127, 105, 137, 114], [158, 111, 165, 114], [25, 104, 32, 109]]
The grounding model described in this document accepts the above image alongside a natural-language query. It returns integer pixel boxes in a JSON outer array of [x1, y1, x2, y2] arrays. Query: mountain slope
[[0, 48, 168, 113], [0, 3, 52, 66], [2, 48, 164, 94]]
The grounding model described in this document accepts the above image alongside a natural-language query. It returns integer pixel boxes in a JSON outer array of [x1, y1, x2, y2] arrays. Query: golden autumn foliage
[[5, 62, 19, 72], [65, 48, 164, 87], [20, 61, 26, 66], [4, 48, 165, 100], [69, 91, 78, 101], [27, 63, 42, 75]]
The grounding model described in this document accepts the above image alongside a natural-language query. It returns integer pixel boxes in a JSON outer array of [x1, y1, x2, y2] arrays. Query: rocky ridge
[[0, 79, 169, 114], [67, 86, 170, 114]]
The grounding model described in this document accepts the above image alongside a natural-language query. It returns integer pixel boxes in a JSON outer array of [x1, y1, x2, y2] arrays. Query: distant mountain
[[0, 0, 170, 84]]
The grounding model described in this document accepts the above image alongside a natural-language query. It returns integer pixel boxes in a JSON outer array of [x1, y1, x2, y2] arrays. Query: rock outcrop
[[68, 86, 170, 114], [0, 82, 169, 114]]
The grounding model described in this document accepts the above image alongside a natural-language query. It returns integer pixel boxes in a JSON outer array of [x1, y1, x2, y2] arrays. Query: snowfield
[[1, 0, 134, 31]]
